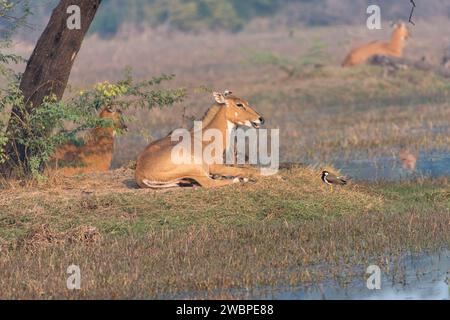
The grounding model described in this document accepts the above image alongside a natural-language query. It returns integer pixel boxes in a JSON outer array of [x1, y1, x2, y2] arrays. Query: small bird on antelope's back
[[321, 171, 348, 186]]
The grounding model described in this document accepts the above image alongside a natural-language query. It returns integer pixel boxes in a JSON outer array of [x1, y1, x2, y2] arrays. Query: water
[[266, 250, 450, 300], [332, 151, 450, 182], [169, 251, 449, 300]]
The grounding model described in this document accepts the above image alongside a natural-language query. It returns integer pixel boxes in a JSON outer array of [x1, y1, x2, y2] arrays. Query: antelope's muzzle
[[251, 117, 265, 129]]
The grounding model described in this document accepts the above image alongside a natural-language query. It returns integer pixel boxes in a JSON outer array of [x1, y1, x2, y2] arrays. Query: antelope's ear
[[106, 106, 114, 113], [213, 92, 226, 104], [395, 20, 404, 28]]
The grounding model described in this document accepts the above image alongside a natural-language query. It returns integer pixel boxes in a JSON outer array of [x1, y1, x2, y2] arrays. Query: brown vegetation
[[0, 166, 448, 299]]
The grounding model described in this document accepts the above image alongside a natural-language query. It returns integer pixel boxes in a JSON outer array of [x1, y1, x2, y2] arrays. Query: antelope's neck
[[87, 127, 115, 148], [202, 107, 235, 151], [389, 30, 405, 55]]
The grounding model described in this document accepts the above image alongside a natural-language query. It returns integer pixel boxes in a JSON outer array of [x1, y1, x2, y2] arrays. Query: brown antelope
[[135, 92, 264, 189], [342, 22, 410, 67], [49, 107, 127, 175]]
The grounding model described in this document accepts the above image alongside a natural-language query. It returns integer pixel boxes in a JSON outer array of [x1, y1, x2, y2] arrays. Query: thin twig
[[409, 0, 416, 25]]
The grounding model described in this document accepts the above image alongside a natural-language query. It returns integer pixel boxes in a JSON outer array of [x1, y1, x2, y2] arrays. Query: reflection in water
[[399, 149, 417, 171], [333, 151, 450, 182], [268, 251, 450, 300], [168, 252, 449, 300]]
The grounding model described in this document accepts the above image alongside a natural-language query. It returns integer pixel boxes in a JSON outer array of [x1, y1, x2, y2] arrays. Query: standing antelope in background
[[342, 22, 410, 67], [49, 107, 127, 175], [135, 92, 264, 189]]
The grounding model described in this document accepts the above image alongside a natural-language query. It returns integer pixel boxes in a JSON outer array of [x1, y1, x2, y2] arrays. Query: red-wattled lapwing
[[321, 171, 348, 190]]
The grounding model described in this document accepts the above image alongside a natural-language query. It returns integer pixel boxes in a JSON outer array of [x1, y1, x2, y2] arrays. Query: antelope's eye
[[236, 103, 244, 108]]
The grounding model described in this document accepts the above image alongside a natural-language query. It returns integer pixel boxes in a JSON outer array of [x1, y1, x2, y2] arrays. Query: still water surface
[[265, 251, 449, 300], [332, 151, 450, 182]]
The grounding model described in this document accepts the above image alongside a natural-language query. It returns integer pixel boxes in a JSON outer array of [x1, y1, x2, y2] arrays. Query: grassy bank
[[0, 167, 448, 299]]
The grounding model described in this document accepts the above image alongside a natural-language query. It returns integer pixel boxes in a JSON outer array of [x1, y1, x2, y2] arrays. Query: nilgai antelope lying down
[[135, 92, 265, 189], [342, 22, 410, 67], [49, 107, 127, 175]]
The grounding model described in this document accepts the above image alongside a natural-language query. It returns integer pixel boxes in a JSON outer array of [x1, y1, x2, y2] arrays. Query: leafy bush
[[0, 70, 185, 178], [0, 0, 28, 77]]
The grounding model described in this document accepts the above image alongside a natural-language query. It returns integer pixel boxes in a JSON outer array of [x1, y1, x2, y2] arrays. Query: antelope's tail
[[140, 179, 183, 189]]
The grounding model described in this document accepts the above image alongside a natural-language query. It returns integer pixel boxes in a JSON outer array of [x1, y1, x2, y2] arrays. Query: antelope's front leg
[[209, 164, 259, 178]]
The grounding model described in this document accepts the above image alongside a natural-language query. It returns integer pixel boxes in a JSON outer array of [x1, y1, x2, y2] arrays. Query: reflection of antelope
[[49, 107, 127, 175], [135, 92, 264, 189], [399, 149, 417, 171], [342, 22, 410, 67]]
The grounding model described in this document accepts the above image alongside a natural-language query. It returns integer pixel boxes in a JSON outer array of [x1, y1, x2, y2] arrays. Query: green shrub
[[0, 71, 186, 178]]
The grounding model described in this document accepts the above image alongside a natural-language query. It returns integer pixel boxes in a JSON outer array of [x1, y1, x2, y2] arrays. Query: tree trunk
[[2, 0, 101, 176]]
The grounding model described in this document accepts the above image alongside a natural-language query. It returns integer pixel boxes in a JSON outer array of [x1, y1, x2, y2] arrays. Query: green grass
[[1, 168, 448, 242]]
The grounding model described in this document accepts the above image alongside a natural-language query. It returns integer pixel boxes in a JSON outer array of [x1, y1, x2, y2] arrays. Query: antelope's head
[[213, 91, 265, 129], [392, 22, 410, 41], [99, 107, 128, 132]]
